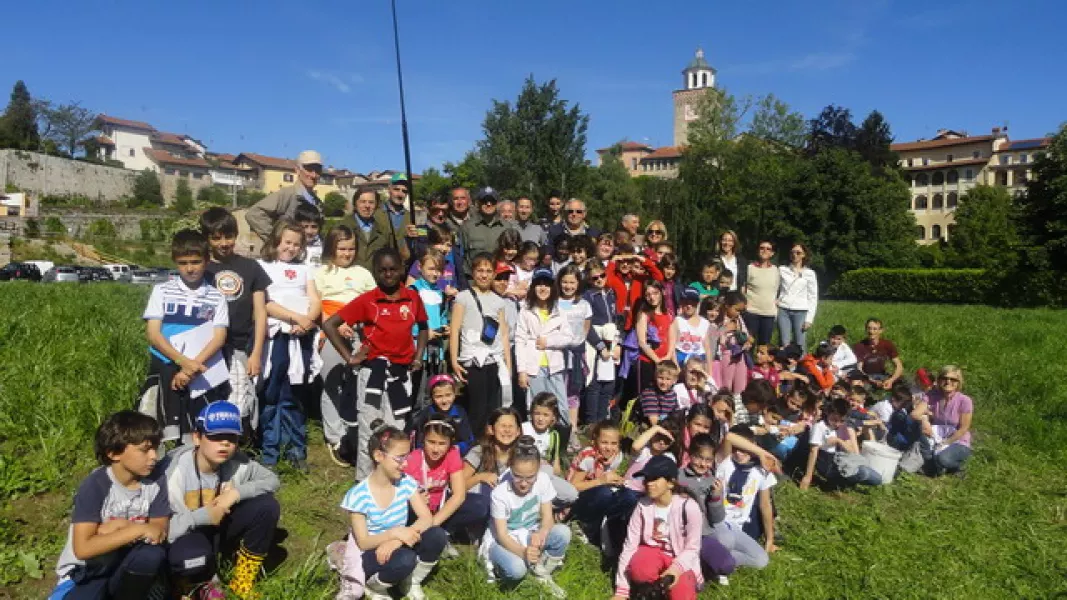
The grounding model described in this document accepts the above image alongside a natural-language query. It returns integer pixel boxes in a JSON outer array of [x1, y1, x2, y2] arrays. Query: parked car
[[0, 262, 42, 282], [103, 264, 132, 283], [130, 269, 159, 285], [79, 267, 113, 283], [45, 266, 81, 283]]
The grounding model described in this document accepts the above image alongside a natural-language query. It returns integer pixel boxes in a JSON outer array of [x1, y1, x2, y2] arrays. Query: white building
[[93, 115, 157, 171]]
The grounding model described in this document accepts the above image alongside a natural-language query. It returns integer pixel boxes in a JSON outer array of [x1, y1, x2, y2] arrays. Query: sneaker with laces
[[442, 541, 460, 559]]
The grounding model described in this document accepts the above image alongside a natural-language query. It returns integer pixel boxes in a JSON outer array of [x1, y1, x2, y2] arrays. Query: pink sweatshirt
[[614, 494, 704, 597]]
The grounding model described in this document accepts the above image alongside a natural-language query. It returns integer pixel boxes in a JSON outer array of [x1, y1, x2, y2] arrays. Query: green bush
[[827, 268, 993, 304]]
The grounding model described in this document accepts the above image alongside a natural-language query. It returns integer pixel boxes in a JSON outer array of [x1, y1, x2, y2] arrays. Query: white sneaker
[[442, 541, 460, 559], [718, 575, 730, 586], [531, 566, 566, 599]]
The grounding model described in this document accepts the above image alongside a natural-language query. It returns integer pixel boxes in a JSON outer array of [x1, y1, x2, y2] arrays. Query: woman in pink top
[[922, 365, 974, 476]]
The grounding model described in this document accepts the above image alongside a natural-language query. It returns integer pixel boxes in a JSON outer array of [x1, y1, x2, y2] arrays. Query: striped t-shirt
[[142, 278, 229, 363], [340, 475, 418, 535]]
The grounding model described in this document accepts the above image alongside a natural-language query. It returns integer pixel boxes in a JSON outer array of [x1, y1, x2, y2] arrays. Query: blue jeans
[[582, 379, 614, 425], [489, 523, 571, 581], [925, 443, 972, 476], [260, 333, 309, 465], [528, 369, 568, 426], [844, 465, 883, 486], [64, 543, 166, 599], [776, 308, 808, 348], [570, 484, 638, 552]]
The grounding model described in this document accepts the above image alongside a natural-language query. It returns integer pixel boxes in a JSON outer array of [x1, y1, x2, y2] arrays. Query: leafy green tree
[[24, 218, 40, 238], [40, 102, 97, 157], [413, 167, 451, 204], [855, 110, 898, 170], [172, 179, 195, 215], [323, 191, 347, 217], [945, 185, 1018, 268], [1015, 123, 1067, 272], [477, 77, 589, 200], [585, 152, 640, 230], [196, 185, 230, 206], [132, 169, 164, 208], [442, 152, 486, 192], [748, 94, 806, 148], [806, 105, 857, 156], [44, 216, 65, 236], [236, 189, 266, 208], [0, 81, 39, 150], [87, 219, 117, 239]]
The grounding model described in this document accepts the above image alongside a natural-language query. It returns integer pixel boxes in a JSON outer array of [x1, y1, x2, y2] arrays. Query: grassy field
[[1, 283, 1065, 599]]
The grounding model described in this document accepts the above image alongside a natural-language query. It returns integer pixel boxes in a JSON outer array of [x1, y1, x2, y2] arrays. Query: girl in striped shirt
[[340, 420, 447, 600]]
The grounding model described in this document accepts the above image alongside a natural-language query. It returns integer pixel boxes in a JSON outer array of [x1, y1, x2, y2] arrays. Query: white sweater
[[777, 265, 818, 321]]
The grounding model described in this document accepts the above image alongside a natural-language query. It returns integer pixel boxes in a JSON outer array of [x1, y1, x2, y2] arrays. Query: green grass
[[1, 283, 1065, 598]]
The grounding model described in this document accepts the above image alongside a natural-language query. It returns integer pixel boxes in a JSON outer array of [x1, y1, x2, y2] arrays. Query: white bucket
[[861, 441, 902, 485]]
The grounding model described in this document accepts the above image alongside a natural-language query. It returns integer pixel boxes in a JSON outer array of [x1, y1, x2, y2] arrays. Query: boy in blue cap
[[161, 402, 280, 599]]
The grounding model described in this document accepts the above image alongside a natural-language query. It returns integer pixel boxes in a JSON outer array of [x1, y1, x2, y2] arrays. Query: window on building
[[165, 168, 177, 176], [916, 226, 925, 240], [947, 224, 956, 239], [1015, 170, 1028, 185], [1020, 153, 1028, 164], [933, 193, 944, 209], [129, 148, 135, 157], [996, 171, 1009, 186], [1000, 155, 1010, 165], [932, 172, 945, 186], [947, 170, 959, 184], [193, 172, 203, 180], [932, 224, 942, 240], [631, 158, 637, 170], [964, 169, 974, 181], [946, 154, 954, 162], [179, 170, 189, 178], [947, 192, 958, 209], [973, 151, 980, 159], [917, 173, 929, 186], [284, 173, 294, 182], [923, 158, 929, 166], [914, 195, 928, 210], [907, 158, 913, 167]]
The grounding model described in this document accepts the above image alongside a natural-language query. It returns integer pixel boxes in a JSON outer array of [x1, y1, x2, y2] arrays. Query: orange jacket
[[799, 354, 835, 391]]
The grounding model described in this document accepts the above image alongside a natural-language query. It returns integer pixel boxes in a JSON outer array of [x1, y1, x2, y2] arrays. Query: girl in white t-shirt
[[520, 393, 579, 506], [258, 219, 321, 469], [482, 440, 571, 597], [314, 225, 375, 463], [713, 425, 777, 568], [339, 421, 446, 600], [799, 398, 883, 490], [669, 287, 714, 376]]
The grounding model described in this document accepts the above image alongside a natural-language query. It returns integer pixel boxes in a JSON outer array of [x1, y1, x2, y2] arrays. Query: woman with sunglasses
[[742, 240, 781, 346], [920, 366, 973, 476], [642, 221, 668, 260], [776, 243, 819, 348]]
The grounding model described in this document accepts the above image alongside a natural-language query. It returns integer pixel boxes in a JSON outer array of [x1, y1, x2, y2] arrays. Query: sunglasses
[[480, 198, 498, 205], [647, 229, 664, 235], [565, 209, 585, 214], [590, 273, 606, 281], [759, 246, 774, 251], [939, 376, 960, 383]]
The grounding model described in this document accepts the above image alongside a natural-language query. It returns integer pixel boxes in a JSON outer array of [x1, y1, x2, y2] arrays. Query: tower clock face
[[684, 103, 697, 121]]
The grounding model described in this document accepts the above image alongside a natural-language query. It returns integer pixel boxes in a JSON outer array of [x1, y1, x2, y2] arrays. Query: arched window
[[947, 192, 958, 209], [916, 173, 929, 186], [916, 226, 926, 240], [914, 195, 928, 210], [932, 224, 942, 240], [932, 171, 945, 185], [947, 170, 959, 184], [933, 193, 944, 209]]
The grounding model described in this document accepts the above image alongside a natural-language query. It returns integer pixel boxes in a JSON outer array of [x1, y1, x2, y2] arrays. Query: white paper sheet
[[169, 323, 228, 398]]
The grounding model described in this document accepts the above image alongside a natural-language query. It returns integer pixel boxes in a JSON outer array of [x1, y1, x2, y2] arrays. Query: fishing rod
[[390, 0, 416, 227]]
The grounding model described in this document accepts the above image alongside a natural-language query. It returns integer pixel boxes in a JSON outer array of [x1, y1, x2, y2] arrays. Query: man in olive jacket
[[340, 186, 409, 270], [245, 150, 324, 239]]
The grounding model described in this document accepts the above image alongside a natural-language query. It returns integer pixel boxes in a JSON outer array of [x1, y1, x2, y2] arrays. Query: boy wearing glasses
[[162, 401, 280, 599]]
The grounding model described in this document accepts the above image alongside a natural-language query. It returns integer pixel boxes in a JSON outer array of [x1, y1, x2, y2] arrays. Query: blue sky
[[3, 0, 1064, 174]]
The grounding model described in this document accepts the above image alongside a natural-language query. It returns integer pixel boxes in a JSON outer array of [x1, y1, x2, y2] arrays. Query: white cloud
[[306, 70, 361, 94]]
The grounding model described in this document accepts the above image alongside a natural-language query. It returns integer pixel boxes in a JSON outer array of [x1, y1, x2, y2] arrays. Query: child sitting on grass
[[141, 229, 229, 445], [798, 341, 837, 394], [51, 411, 169, 600], [567, 420, 636, 556], [715, 426, 778, 558], [672, 358, 714, 412], [640, 362, 681, 426], [481, 439, 571, 597], [799, 398, 883, 490], [677, 434, 735, 585], [163, 402, 280, 600], [407, 375, 475, 455], [521, 393, 579, 505]]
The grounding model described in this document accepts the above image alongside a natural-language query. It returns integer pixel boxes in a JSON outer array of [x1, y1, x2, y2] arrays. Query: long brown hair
[[321, 225, 357, 268], [261, 218, 306, 262]]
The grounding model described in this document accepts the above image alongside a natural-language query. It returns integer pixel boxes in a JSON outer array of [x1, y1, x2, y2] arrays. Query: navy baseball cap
[[681, 287, 701, 303], [532, 268, 555, 282], [634, 455, 678, 482], [196, 401, 242, 435]]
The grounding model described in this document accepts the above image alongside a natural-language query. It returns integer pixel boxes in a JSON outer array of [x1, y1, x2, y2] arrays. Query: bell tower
[[673, 47, 717, 147]]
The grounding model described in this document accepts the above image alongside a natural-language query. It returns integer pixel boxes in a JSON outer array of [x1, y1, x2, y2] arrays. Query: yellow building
[[891, 128, 1050, 244], [232, 152, 342, 196]]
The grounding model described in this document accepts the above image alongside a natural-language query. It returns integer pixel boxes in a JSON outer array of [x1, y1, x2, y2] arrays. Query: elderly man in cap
[[378, 172, 421, 260], [460, 186, 512, 277], [245, 150, 325, 239], [546, 198, 601, 251]]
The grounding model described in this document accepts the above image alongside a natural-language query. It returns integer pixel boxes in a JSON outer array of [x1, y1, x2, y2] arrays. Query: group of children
[[55, 205, 974, 599]]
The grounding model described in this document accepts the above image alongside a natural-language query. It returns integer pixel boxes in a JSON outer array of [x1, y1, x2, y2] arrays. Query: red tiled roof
[[152, 131, 189, 146], [641, 146, 684, 160], [96, 114, 156, 132], [902, 158, 988, 171], [144, 148, 210, 169], [212, 153, 238, 163], [597, 141, 654, 153], [95, 135, 115, 146], [234, 152, 296, 171], [891, 135, 993, 152]]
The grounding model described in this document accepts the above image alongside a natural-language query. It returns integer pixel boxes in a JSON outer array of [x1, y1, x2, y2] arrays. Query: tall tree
[[855, 110, 898, 170], [413, 167, 451, 204], [806, 104, 857, 156], [172, 179, 194, 214], [477, 77, 589, 201], [748, 94, 806, 148], [585, 152, 640, 230], [1015, 123, 1067, 271], [132, 169, 165, 207], [945, 185, 1018, 269], [0, 80, 39, 150], [41, 102, 97, 157]]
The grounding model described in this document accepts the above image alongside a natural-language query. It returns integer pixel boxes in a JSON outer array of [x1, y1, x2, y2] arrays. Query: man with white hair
[[497, 199, 516, 223], [246, 150, 324, 239], [546, 198, 601, 250]]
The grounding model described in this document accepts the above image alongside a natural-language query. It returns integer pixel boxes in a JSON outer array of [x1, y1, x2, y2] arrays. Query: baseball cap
[[390, 172, 410, 185], [475, 187, 500, 204], [495, 261, 515, 277], [532, 268, 554, 282], [681, 287, 701, 303], [195, 401, 242, 435], [634, 455, 678, 482], [297, 150, 323, 166]]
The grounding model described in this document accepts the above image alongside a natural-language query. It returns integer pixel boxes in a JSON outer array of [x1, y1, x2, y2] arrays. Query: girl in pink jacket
[[612, 455, 704, 600], [515, 269, 572, 419]]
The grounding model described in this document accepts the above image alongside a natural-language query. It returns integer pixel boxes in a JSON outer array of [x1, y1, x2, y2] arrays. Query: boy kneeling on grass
[[51, 411, 170, 600], [162, 401, 280, 599]]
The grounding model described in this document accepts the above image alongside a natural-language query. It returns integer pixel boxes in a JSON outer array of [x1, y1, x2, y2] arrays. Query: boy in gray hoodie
[[161, 402, 280, 599]]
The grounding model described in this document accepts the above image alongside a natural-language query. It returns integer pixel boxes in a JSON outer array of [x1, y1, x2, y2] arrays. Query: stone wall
[[0, 149, 217, 205], [0, 213, 172, 241]]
